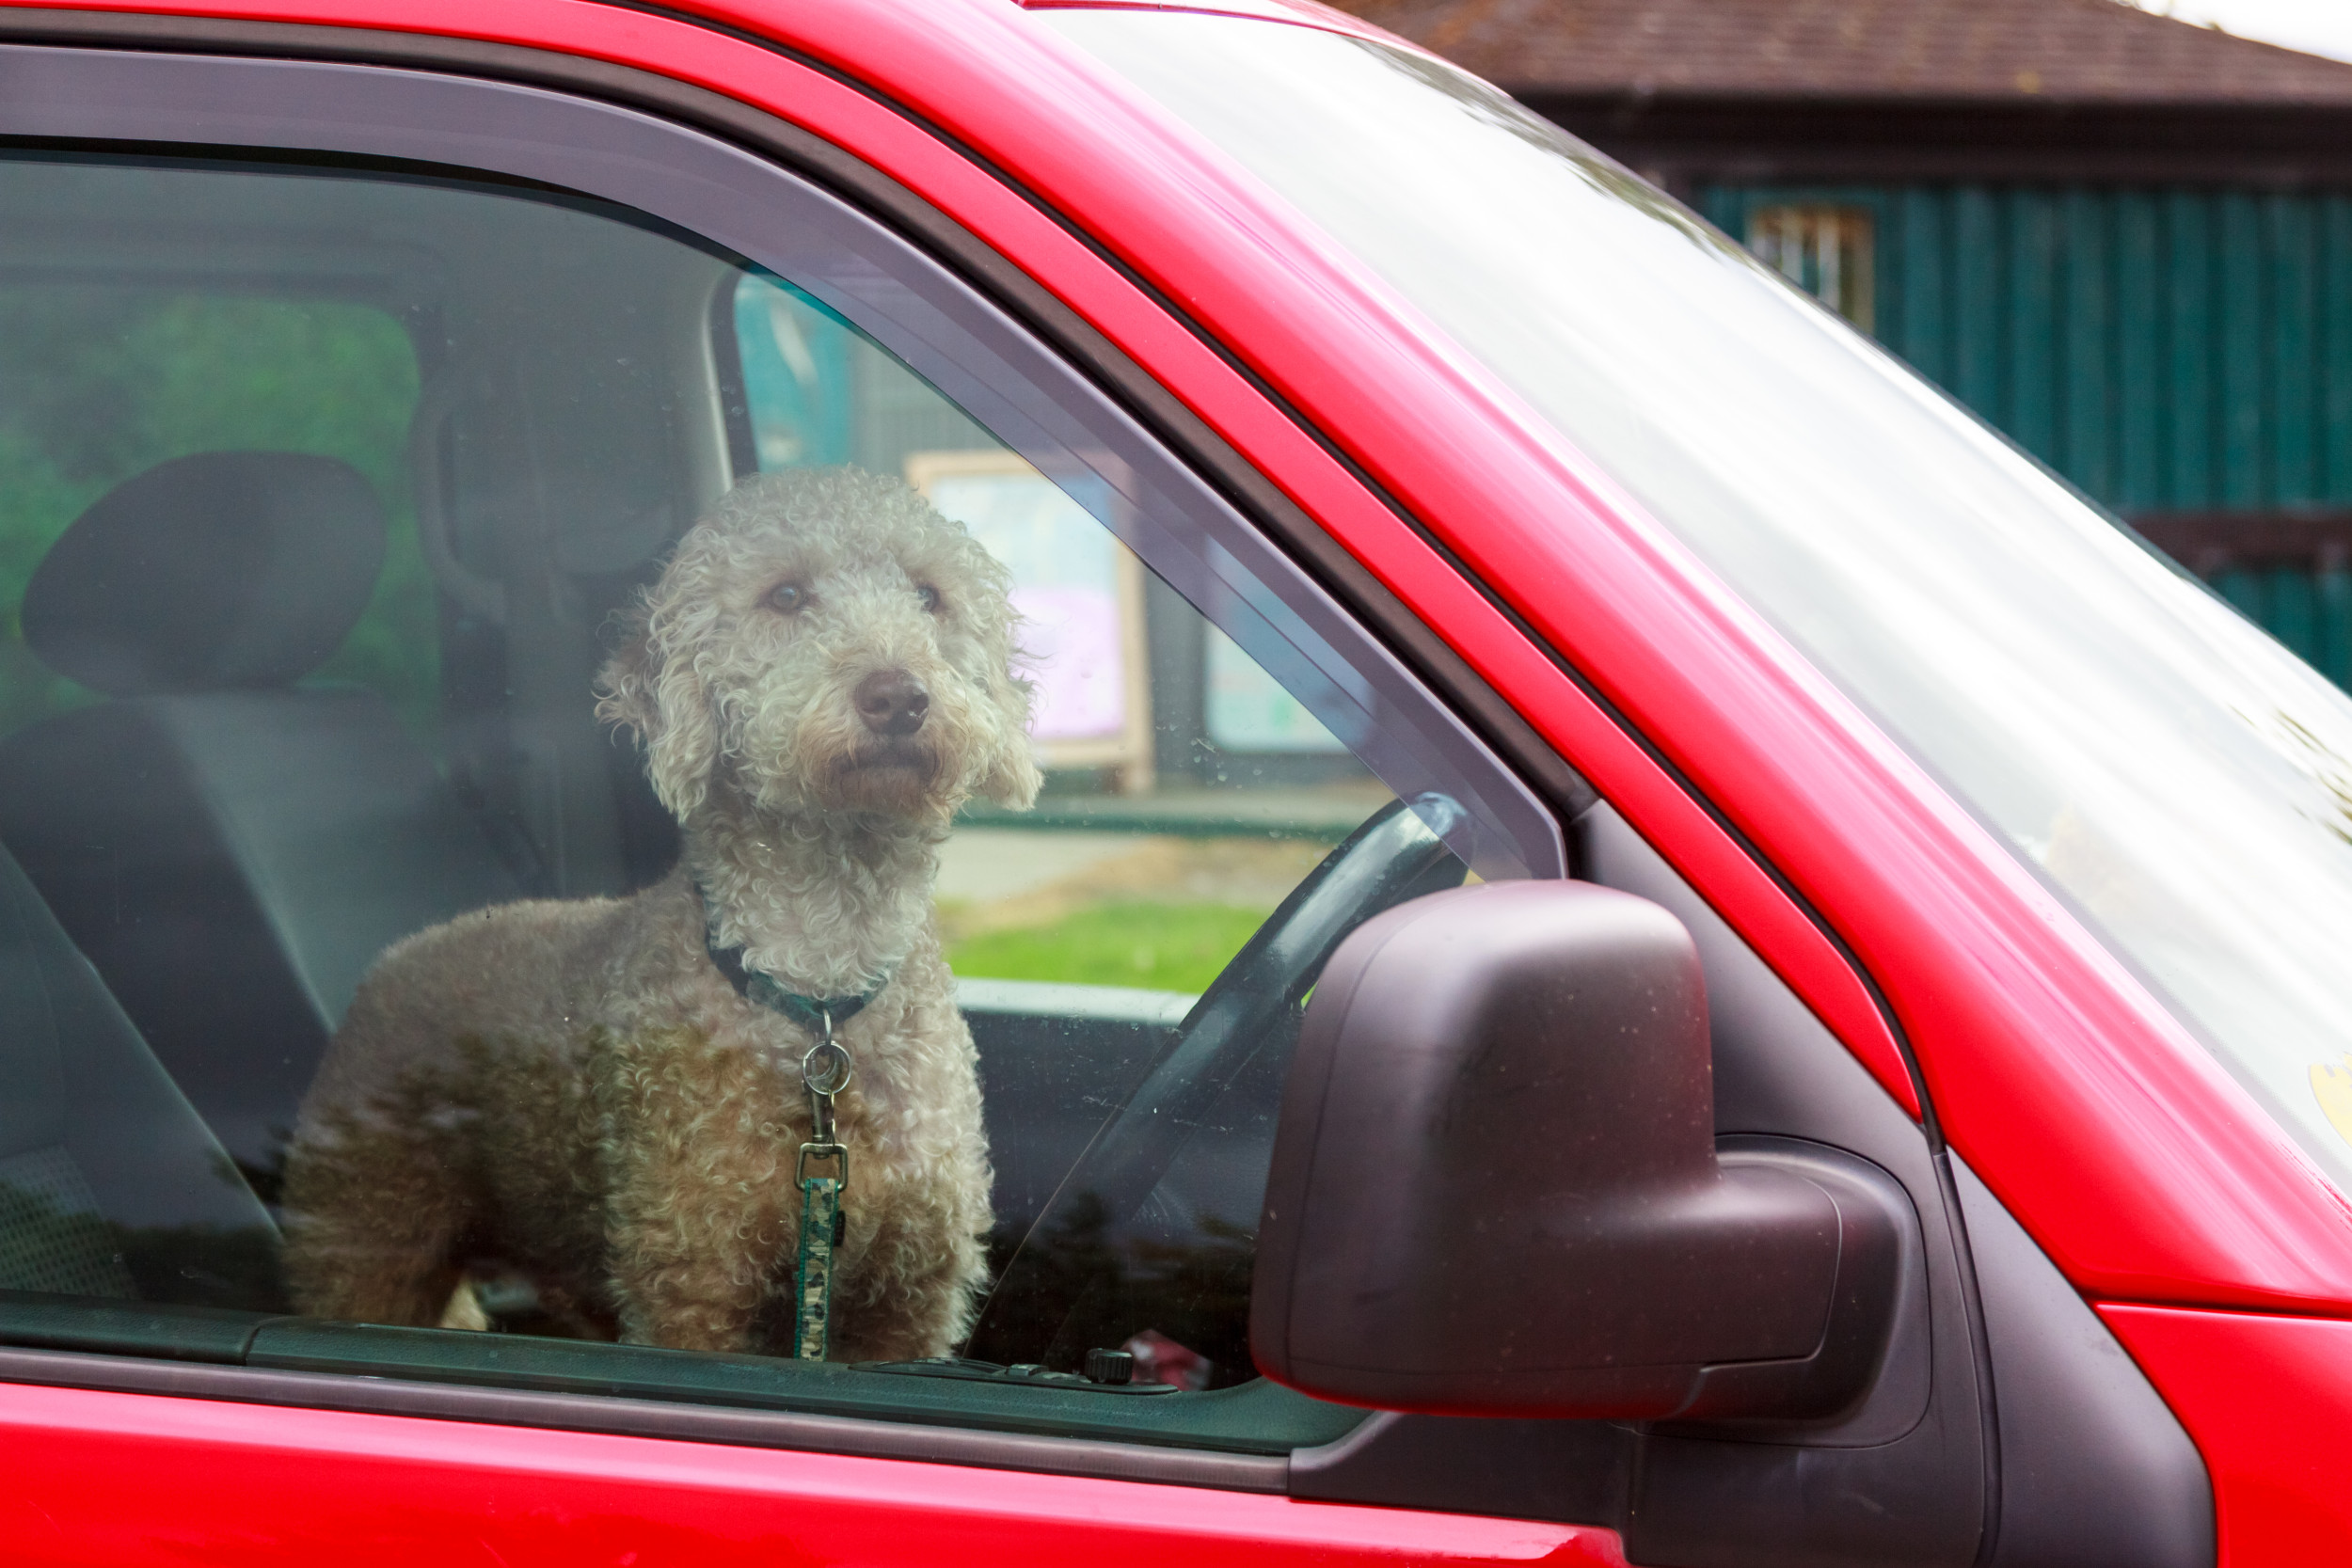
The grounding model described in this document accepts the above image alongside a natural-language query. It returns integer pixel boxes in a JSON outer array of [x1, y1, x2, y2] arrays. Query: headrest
[[24, 452, 387, 697]]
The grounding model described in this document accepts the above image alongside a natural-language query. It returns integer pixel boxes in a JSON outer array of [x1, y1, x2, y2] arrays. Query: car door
[[0, 8, 2232, 1566], [0, 23, 1613, 1566]]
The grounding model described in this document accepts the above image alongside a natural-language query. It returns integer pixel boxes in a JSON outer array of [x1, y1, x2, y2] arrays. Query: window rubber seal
[[0, 1344, 1289, 1492]]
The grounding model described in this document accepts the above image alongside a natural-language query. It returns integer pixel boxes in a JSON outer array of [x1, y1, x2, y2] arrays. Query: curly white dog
[[281, 465, 1040, 1359]]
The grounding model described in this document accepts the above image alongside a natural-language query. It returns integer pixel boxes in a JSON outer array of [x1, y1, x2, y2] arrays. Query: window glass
[[0, 150, 1550, 1437], [1048, 8, 2352, 1186]]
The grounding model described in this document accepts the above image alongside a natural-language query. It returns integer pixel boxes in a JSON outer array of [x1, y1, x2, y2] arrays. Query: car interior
[[0, 449, 522, 1181]]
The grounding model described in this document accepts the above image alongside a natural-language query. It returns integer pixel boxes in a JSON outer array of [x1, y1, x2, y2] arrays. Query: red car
[[0, 0, 2344, 1562]]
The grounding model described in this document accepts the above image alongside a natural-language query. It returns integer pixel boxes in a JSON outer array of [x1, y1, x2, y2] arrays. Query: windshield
[[1047, 8, 2352, 1186]]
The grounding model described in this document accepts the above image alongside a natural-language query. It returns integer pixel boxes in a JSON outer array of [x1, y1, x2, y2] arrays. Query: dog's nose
[[855, 670, 930, 736]]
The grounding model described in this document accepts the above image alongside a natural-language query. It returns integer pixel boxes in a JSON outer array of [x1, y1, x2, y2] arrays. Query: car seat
[[0, 451, 521, 1183], [0, 840, 279, 1310]]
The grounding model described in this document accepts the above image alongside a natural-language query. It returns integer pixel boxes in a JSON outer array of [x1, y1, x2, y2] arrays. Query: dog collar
[[704, 933, 892, 1032]]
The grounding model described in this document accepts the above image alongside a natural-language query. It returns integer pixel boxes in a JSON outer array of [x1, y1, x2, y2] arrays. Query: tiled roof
[[1322, 0, 2352, 103]]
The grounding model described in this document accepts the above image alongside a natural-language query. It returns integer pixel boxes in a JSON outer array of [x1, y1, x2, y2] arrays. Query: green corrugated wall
[[1698, 183, 2352, 687]]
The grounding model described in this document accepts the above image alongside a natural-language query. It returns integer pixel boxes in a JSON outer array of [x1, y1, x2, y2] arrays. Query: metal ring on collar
[[803, 1039, 854, 1096]]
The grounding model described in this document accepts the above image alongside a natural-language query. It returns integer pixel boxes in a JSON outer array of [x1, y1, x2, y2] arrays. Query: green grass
[[946, 901, 1266, 993]]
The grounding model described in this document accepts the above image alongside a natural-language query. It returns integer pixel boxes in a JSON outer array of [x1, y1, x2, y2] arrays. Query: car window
[[0, 147, 1555, 1447]]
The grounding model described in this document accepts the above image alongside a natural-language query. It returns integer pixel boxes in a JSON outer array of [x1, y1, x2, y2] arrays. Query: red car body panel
[[1026, 0, 1390, 29], [0, 1381, 1629, 1565], [2103, 1306, 2352, 1566], [3, 0, 2351, 1555]]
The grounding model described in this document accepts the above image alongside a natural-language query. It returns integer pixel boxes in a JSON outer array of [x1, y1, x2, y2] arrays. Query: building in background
[[1336, 0, 2352, 687]]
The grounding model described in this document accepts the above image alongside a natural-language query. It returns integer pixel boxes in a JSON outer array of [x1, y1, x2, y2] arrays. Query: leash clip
[[802, 1005, 854, 1144], [796, 1140, 850, 1189]]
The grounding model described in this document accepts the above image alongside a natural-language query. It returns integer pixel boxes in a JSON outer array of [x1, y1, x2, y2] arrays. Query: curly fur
[[281, 466, 1041, 1358]]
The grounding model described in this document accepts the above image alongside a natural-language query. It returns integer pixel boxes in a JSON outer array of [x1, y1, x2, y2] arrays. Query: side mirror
[[1250, 881, 1902, 1420]]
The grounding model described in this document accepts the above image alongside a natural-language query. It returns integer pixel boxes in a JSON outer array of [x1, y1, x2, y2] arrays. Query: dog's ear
[[595, 605, 719, 820], [977, 673, 1042, 811]]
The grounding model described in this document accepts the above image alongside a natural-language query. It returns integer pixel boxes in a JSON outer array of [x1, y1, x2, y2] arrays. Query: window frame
[[0, 36, 1576, 1481]]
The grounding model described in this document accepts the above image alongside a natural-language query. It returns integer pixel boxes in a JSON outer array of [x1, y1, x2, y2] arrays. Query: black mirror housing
[[1250, 881, 1900, 1420]]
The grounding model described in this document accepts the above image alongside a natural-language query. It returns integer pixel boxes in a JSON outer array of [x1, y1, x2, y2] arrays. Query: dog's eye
[[767, 581, 807, 614], [916, 585, 942, 614]]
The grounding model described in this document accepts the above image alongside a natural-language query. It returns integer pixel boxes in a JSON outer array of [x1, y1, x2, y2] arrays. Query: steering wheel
[[965, 794, 1470, 1366]]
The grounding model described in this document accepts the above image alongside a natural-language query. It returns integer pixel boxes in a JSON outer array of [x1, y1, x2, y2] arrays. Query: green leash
[[792, 1006, 854, 1360], [698, 890, 878, 1362]]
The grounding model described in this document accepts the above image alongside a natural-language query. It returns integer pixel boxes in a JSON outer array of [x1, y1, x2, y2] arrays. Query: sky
[[2122, 0, 2352, 63]]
